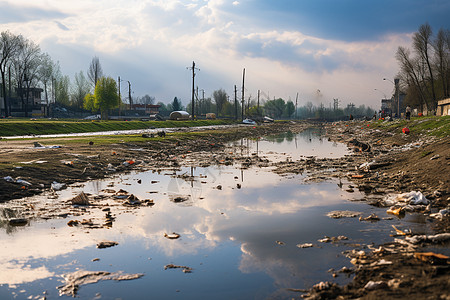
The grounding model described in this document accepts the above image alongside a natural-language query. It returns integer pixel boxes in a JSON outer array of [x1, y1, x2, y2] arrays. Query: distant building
[[436, 98, 450, 116], [133, 104, 161, 115]]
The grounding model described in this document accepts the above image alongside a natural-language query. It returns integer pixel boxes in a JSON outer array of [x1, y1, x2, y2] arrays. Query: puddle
[[0, 129, 443, 299], [229, 128, 350, 162]]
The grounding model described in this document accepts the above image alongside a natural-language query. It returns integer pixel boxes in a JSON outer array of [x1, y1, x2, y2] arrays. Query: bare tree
[[140, 94, 155, 105], [433, 28, 450, 98], [413, 23, 437, 109], [0, 31, 21, 117], [71, 71, 91, 108], [38, 52, 54, 108], [13, 36, 41, 117], [87, 56, 103, 90]]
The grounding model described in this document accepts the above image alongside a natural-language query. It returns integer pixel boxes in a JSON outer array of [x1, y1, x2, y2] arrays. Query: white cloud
[[0, 0, 414, 106]]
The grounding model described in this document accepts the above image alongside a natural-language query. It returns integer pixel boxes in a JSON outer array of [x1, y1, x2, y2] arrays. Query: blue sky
[[1, 0, 449, 108]]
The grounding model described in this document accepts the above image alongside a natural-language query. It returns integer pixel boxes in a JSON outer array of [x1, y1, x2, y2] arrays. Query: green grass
[[0, 119, 236, 137], [370, 115, 450, 138]]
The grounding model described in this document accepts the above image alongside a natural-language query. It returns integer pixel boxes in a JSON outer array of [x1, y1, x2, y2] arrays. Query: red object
[[402, 127, 410, 135]]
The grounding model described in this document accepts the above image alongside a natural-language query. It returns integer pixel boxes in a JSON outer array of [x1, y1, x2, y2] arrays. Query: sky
[[1, 0, 449, 109]]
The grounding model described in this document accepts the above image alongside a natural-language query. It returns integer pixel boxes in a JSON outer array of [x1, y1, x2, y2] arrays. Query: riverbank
[[0, 118, 449, 299]]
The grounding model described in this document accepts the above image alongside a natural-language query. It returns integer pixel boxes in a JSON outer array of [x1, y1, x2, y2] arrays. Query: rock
[[326, 211, 362, 219], [71, 192, 90, 205], [58, 270, 143, 297], [96, 241, 118, 249]]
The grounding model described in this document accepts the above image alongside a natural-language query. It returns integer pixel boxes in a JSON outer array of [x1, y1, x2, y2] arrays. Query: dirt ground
[[0, 120, 449, 299]]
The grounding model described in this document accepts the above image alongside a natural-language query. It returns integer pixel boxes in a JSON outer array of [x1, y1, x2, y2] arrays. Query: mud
[[0, 120, 449, 299]]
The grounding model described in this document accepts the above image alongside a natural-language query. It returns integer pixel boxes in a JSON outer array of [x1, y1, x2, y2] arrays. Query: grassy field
[[0, 119, 237, 137], [370, 115, 450, 138]]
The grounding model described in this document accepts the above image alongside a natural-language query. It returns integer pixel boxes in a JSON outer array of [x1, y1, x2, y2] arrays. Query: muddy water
[[0, 130, 440, 299]]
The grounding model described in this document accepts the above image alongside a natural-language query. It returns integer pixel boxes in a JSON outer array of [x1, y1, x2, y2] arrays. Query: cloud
[[0, 2, 69, 24]]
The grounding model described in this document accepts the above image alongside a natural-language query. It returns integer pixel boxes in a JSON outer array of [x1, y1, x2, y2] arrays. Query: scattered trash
[[171, 196, 189, 203], [70, 192, 90, 205], [124, 194, 141, 206], [347, 138, 371, 152], [16, 179, 32, 186], [359, 213, 380, 222], [242, 118, 256, 125], [164, 232, 181, 239], [364, 280, 387, 290], [296, 243, 314, 248], [275, 240, 285, 246], [402, 127, 410, 135], [414, 252, 449, 264], [383, 191, 429, 206], [386, 206, 405, 216], [58, 270, 144, 297], [405, 233, 450, 245], [430, 154, 440, 160], [164, 264, 192, 273], [318, 236, 348, 243], [122, 160, 135, 166], [51, 181, 66, 191], [8, 218, 28, 226], [391, 225, 411, 236], [326, 211, 362, 219], [96, 241, 118, 249], [430, 207, 449, 219], [3, 176, 14, 183]]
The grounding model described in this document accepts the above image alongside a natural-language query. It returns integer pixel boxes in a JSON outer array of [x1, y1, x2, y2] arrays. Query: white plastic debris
[[51, 181, 66, 191], [364, 281, 387, 290], [296, 243, 314, 248], [16, 179, 32, 186], [430, 208, 450, 219], [383, 191, 429, 206], [3, 176, 14, 182]]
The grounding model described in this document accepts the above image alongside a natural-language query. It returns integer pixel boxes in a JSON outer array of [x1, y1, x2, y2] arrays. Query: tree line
[[396, 23, 449, 111], [0, 31, 157, 118]]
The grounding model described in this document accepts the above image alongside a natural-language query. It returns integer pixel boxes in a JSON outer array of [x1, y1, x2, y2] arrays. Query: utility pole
[[241, 68, 245, 121], [394, 78, 400, 117], [295, 92, 298, 119], [127, 80, 132, 110], [118, 76, 121, 117], [196, 86, 199, 118], [234, 85, 238, 120], [187, 61, 200, 119]]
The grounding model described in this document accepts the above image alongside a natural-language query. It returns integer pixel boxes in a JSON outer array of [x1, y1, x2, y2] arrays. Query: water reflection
[[0, 131, 392, 299], [230, 128, 349, 161]]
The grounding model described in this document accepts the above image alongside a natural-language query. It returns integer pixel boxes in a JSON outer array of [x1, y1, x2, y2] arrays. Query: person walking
[[405, 105, 411, 120]]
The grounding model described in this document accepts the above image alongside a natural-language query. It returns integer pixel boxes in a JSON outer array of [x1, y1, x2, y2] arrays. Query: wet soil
[[0, 120, 449, 299]]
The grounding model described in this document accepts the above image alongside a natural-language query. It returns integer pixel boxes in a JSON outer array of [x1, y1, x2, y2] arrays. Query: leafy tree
[[157, 101, 170, 116], [94, 77, 119, 119], [55, 75, 70, 106], [171, 97, 183, 111], [213, 89, 227, 116], [264, 98, 285, 118], [87, 56, 103, 90], [83, 93, 96, 112], [285, 101, 295, 118]]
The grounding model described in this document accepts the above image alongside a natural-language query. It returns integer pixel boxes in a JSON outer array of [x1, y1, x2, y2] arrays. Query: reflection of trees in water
[[0, 207, 23, 234], [264, 128, 327, 144]]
